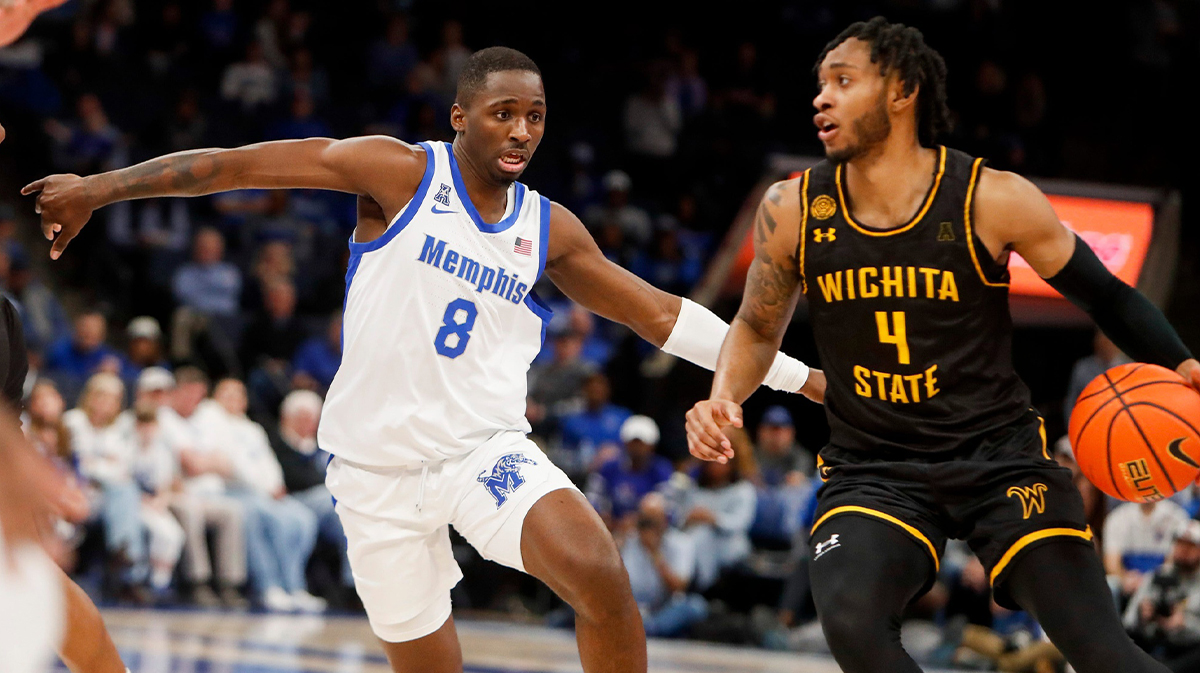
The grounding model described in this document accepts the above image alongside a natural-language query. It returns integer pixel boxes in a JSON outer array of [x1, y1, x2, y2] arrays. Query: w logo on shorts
[[1006, 483, 1049, 519], [477, 453, 537, 508]]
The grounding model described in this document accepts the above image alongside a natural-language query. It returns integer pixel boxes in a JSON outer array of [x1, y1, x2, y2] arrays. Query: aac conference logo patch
[[811, 194, 837, 220]]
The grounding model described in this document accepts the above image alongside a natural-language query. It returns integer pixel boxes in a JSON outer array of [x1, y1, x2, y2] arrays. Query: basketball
[[1070, 363, 1200, 502]]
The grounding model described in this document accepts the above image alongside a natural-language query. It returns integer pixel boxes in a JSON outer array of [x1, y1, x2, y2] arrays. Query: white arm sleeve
[[660, 298, 810, 393]]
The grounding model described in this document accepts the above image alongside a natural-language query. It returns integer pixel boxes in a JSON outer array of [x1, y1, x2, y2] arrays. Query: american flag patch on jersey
[[514, 237, 533, 256]]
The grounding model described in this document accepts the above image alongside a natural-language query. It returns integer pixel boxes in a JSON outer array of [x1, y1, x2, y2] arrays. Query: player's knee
[[560, 544, 633, 620]]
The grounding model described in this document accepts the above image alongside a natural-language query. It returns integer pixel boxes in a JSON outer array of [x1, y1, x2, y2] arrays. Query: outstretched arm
[[544, 200, 816, 393], [974, 168, 1200, 390], [686, 180, 813, 462], [22, 135, 424, 258]]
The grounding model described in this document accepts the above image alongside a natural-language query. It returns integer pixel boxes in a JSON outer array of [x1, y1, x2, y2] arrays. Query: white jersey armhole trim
[[348, 140, 437, 255]]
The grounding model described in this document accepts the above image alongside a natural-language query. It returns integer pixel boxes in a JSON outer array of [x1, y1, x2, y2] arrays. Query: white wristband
[[661, 298, 810, 393]]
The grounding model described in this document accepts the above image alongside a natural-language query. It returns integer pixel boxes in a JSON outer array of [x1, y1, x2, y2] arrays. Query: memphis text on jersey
[[418, 235, 531, 304], [815, 264, 961, 405]]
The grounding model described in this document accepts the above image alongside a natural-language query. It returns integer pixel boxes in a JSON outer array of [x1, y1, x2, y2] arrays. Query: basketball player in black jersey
[[688, 17, 1200, 673]]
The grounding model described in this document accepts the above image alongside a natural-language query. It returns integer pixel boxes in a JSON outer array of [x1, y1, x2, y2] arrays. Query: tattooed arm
[[21, 135, 424, 258], [686, 178, 822, 462]]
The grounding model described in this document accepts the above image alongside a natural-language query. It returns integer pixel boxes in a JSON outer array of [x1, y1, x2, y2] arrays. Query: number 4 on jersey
[[875, 311, 910, 364], [435, 298, 478, 358]]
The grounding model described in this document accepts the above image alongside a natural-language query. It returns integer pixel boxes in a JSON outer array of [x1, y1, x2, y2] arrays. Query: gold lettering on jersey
[[814, 267, 960, 304], [1006, 483, 1048, 519], [852, 364, 940, 404], [811, 195, 837, 220], [1121, 459, 1165, 502]]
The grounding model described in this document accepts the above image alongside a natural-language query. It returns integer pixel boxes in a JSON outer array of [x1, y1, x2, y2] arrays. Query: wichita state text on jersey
[[799, 146, 1034, 460]]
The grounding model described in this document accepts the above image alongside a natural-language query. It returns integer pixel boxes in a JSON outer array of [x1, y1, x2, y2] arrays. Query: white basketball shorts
[[326, 430, 578, 642], [0, 529, 63, 673]]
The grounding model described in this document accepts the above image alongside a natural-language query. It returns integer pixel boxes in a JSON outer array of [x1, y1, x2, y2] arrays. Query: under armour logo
[[814, 533, 841, 559], [434, 183, 452, 207], [1006, 483, 1048, 520], [813, 228, 836, 243], [937, 221, 955, 241], [477, 453, 536, 508]]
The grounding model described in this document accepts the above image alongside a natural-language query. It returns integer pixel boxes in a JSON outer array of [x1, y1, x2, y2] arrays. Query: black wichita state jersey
[[799, 146, 1035, 462]]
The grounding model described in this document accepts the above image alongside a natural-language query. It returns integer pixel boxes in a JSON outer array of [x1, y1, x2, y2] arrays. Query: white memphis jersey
[[318, 141, 552, 467]]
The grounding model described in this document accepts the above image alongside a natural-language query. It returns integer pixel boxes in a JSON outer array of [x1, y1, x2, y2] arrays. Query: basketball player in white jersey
[[23, 47, 822, 673]]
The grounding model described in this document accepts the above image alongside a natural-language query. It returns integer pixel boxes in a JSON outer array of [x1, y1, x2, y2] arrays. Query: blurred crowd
[[2, 0, 1199, 667]]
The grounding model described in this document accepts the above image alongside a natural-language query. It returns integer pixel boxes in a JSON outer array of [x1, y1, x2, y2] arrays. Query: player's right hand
[[685, 399, 742, 463], [21, 173, 94, 259]]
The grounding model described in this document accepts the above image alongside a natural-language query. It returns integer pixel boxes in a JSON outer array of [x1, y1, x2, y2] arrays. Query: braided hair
[[814, 17, 951, 147]]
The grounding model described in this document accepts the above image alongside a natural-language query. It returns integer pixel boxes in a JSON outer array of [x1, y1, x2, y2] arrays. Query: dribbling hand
[[21, 173, 95, 259], [1178, 359, 1200, 394], [685, 399, 742, 463]]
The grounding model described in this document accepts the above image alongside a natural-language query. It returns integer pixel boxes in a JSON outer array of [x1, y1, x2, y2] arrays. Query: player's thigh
[[966, 462, 1091, 608], [328, 458, 462, 643], [449, 433, 581, 575], [809, 514, 937, 633]]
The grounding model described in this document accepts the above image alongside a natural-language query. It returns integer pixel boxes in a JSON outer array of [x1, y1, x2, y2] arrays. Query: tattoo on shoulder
[[741, 193, 799, 337]]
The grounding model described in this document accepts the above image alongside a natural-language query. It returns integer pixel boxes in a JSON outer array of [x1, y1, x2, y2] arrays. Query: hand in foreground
[[1178, 359, 1200, 394], [685, 399, 742, 463], [21, 173, 96, 259]]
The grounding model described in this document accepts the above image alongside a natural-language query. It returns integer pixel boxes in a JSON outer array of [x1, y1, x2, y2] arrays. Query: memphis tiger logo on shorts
[[477, 453, 537, 508], [1006, 483, 1048, 519]]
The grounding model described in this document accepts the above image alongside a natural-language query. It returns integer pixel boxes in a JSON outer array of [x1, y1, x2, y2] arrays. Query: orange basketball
[[1070, 363, 1200, 502]]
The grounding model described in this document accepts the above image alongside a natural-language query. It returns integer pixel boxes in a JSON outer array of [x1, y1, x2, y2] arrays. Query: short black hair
[[455, 46, 542, 106], [814, 17, 951, 147]]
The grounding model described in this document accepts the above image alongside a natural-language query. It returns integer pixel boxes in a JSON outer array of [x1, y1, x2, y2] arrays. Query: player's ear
[[891, 78, 919, 113], [450, 102, 467, 133]]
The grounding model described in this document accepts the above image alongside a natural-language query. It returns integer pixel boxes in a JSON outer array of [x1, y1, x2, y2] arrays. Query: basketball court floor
[[75, 608, 869, 673]]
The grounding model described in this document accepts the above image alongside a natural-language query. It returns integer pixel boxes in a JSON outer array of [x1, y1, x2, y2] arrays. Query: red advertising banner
[[1009, 195, 1154, 297]]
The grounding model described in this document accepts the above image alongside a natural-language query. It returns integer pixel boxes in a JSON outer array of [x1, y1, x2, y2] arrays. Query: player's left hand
[[21, 173, 96, 259], [685, 399, 742, 463], [1177, 359, 1200, 394]]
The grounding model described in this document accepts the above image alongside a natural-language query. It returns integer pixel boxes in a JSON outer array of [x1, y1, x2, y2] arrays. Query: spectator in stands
[[749, 406, 813, 549], [1065, 331, 1131, 420], [220, 39, 277, 113], [558, 372, 631, 478], [24, 380, 70, 461], [280, 48, 330, 110], [269, 389, 354, 592], [200, 378, 324, 612], [243, 278, 306, 414], [0, 203, 27, 261], [666, 49, 707, 119], [628, 225, 703, 297], [528, 328, 595, 428], [676, 454, 757, 591], [622, 493, 707, 638], [6, 254, 70, 354], [159, 367, 248, 608], [368, 13, 419, 106], [752, 406, 814, 487], [129, 404, 185, 600], [1125, 520, 1200, 668], [45, 311, 123, 402], [120, 316, 168, 386], [172, 228, 241, 318], [199, 0, 239, 55], [171, 228, 241, 370], [1106, 498, 1191, 607], [623, 59, 681, 196], [166, 90, 209, 152], [292, 313, 341, 394], [584, 170, 654, 251], [587, 415, 674, 531], [63, 373, 149, 602], [44, 93, 125, 175], [267, 91, 330, 141]]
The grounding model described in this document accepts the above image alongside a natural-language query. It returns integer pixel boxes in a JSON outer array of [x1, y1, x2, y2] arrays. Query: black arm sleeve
[[1044, 234, 1193, 369]]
